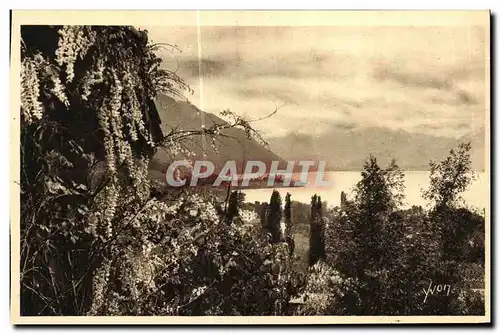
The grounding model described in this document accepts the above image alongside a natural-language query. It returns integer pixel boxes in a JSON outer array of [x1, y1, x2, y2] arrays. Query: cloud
[[235, 86, 301, 106], [179, 50, 345, 82], [431, 90, 478, 106], [456, 90, 478, 105], [180, 58, 231, 77], [373, 65, 453, 90], [142, 24, 487, 141], [333, 122, 358, 131]]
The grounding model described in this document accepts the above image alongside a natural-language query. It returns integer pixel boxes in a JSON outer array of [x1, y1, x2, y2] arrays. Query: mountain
[[268, 126, 485, 171], [460, 129, 486, 171], [149, 94, 288, 185], [148, 95, 485, 185]]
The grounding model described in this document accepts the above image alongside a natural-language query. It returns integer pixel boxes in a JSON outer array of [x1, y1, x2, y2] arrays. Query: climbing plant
[[19, 25, 296, 316]]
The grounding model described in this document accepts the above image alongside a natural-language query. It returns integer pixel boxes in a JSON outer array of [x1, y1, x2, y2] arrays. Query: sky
[[141, 12, 488, 141]]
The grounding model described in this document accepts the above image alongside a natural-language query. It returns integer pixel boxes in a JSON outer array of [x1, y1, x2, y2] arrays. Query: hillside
[[148, 95, 486, 183], [268, 126, 485, 171], [149, 94, 288, 185]]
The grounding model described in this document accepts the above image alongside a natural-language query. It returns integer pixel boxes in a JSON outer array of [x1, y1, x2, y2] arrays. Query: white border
[[2, 2, 498, 333]]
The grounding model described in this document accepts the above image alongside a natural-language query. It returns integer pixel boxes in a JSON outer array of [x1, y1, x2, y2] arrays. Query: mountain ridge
[[149, 95, 485, 181], [268, 125, 485, 171], [149, 94, 288, 184]]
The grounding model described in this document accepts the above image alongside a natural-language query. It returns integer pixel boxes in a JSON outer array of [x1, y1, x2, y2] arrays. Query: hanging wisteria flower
[[55, 26, 96, 83], [81, 57, 105, 101], [20, 57, 43, 122], [50, 75, 69, 107]]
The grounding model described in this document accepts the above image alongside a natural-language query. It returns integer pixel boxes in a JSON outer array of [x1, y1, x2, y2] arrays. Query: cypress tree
[[284, 192, 294, 255], [316, 196, 326, 261], [309, 194, 325, 266], [310, 194, 318, 220], [268, 190, 283, 243], [284, 193, 292, 237], [317, 196, 323, 218], [309, 195, 317, 265], [226, 190, 240, 224], [259, 202, 269, 230]]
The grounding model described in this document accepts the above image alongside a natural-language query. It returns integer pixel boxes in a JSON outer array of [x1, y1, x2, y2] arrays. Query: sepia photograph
[[10, 10, 490, 324]]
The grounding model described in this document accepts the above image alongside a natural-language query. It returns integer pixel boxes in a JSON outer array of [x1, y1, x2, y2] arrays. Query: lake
[[242, 171, 489, 210]]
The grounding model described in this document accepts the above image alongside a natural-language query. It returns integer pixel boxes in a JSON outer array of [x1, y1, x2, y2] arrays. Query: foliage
[[424, 143, 483, 263], [87, 191, 296, 316], [19, 26, 296, 316], [309, 194, 325, 266], [293, 261, 359, 315], [324, 150, 484, 315], [424, 142, 475, 208], [284, 192, 295, 255], [267, 190, 283, 244], [257, 201, 269, 231], [284, 192, 292, 237], [19, 25, 485, 317], [20, 25, 185, 315], [225, 190, 240, 224]]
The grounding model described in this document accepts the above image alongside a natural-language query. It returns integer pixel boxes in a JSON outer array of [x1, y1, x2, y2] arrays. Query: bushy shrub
[[293, 261, 360, 315]]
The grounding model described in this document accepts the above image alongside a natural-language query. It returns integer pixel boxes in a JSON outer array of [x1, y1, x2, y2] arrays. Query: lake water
[[242, 171, 489, 210]]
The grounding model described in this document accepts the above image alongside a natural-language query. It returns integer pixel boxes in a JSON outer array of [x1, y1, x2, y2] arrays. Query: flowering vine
[[19, 25, 299, 318]]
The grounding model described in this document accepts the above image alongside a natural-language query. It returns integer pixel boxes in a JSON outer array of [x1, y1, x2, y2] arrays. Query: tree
[[20, 25, 186, 316], [311, 194, 317, 218], [267, 190, 283, 243], [322, 157, 406, 314], [424, 143, 483, 263], [259, 202, 269, 230], [340, 191, 348, 209], [321, 151, 484, 316], [352, 157, 405, 272], [237, 191, 246, 206], [355, 157, 405, 214], [284, 193, 292, 236], [309, 194, 325, 266], [424, 142, 475, 209], [226, 190, 240, 224], [284, 192, 294, 255], [19, 25, 295, 317]]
